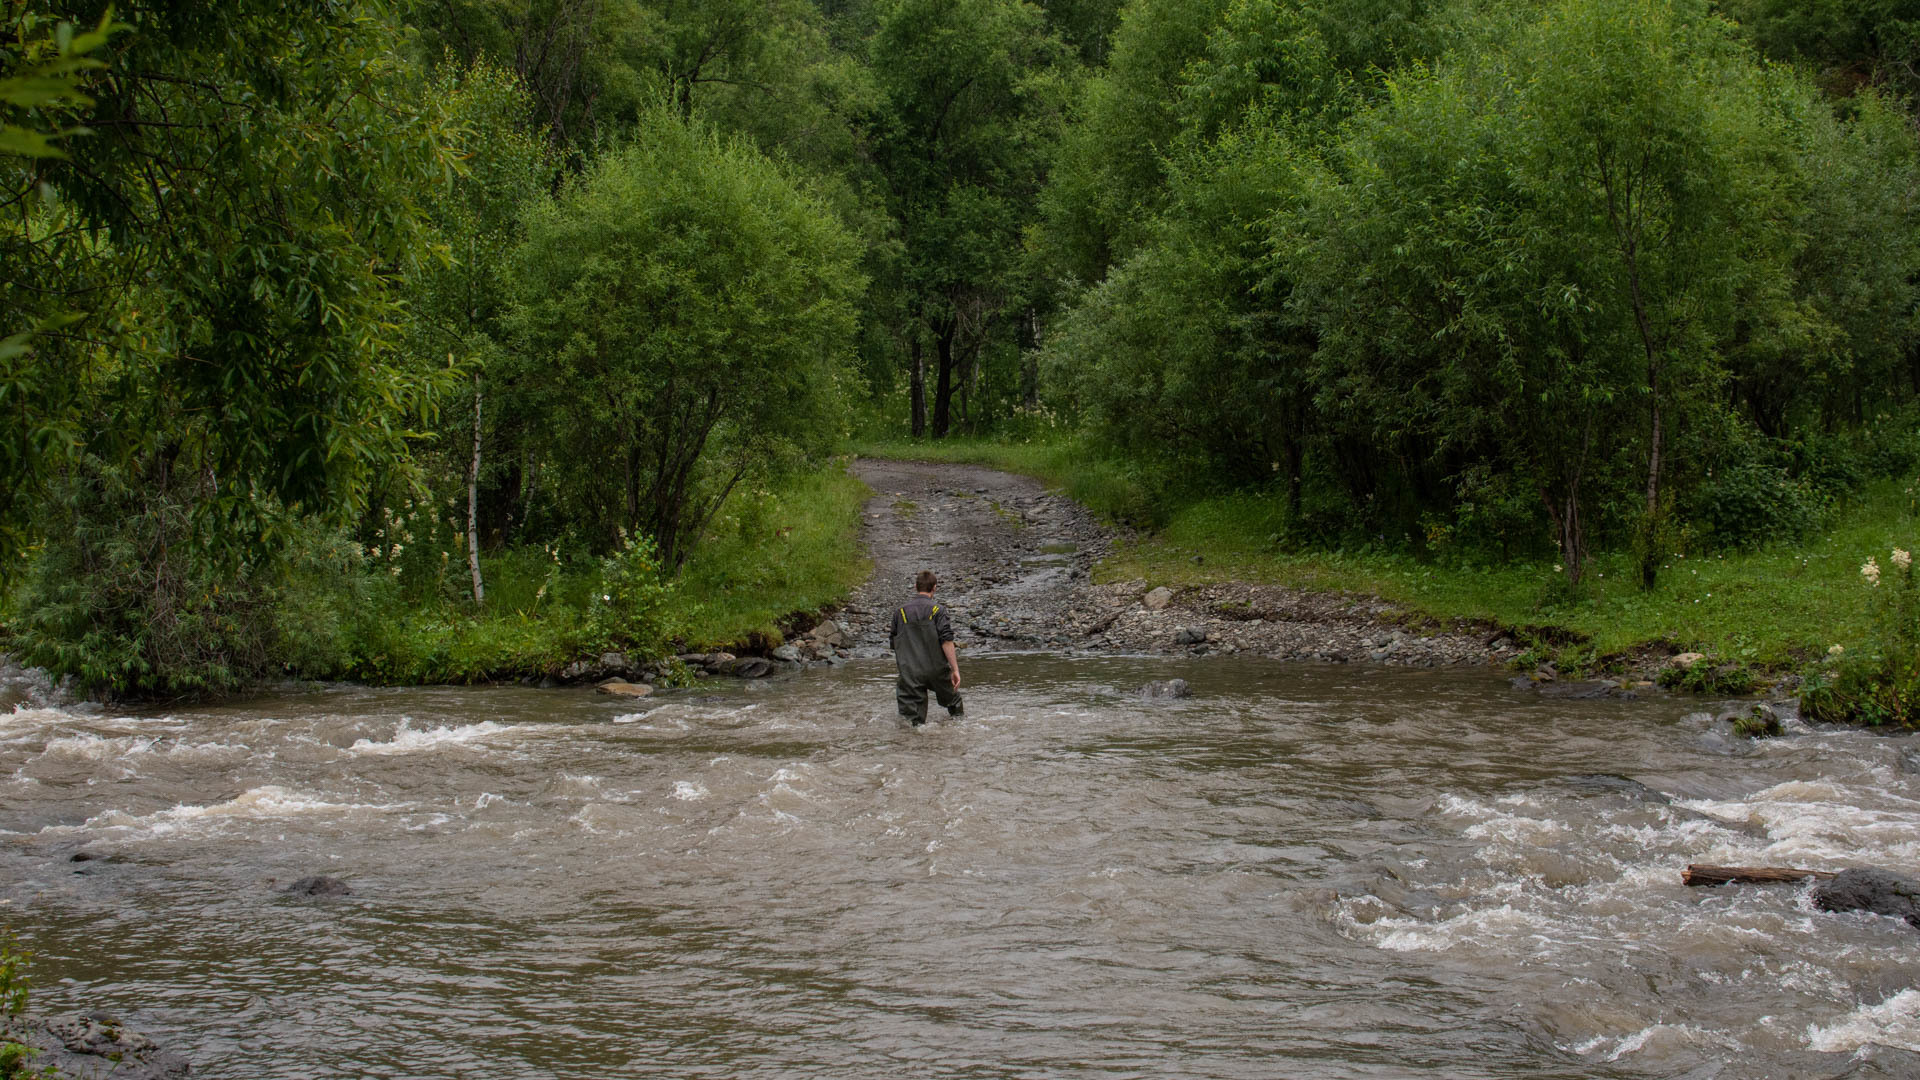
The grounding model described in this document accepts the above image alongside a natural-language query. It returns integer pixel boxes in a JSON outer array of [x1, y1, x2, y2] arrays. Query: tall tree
[[868, 0, 1067, 437], [508, 110, 863, 568]]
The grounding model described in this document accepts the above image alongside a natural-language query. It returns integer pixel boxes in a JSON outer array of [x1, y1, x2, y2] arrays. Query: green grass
[[330, 461, 872, 682], [1101, 481, 1912, 672], [856, 435, 1909, 676], [674, 462, 872, 648]]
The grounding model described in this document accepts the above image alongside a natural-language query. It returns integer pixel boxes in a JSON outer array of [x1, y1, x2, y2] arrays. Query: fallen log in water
[[1681, 864, 1838, 887]]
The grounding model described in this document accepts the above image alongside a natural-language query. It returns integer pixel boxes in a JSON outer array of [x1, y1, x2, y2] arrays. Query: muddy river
[[3, 658, 1918, 1078]]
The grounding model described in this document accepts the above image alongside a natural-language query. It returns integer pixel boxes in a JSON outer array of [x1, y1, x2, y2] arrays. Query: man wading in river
[[889, 570, 963, 725]]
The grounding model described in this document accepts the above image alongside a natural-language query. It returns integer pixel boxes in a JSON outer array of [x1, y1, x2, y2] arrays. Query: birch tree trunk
[[468, 372, 485, 604]]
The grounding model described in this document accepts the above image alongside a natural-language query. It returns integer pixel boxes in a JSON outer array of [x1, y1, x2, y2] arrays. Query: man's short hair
[[915, 570, 937, 593]]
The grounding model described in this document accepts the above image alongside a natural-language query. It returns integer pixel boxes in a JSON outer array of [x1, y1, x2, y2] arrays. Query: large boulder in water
[[0, 1012, 191, 1079], [1138, 679, 1191, 700], [280, 875, 352, 897], [1813, 868, 1920, 930]]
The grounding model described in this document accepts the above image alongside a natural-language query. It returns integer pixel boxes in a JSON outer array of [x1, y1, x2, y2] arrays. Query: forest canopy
[[4, 0, 1919, 693]]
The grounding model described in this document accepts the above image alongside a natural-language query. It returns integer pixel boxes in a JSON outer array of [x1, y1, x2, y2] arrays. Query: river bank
[[850, 438, 1920, 705], [837, 455, 1798, 701], [0, 454, 1802, 709]]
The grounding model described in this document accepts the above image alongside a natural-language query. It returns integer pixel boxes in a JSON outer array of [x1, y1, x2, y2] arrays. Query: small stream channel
[[3, 657, 1918, 1078]]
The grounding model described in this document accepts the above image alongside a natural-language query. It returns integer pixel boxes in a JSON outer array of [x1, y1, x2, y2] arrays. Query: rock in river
[[596, 680, 652, 698], [730, 657, 773, 679], [1138, 679, 1191, 700], [280, 875, 352, 897], [0, 1013, 191, 1080], [1813, 868, 1920, 930]]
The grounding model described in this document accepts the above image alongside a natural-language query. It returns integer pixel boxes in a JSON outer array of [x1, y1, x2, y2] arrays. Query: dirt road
[[837, 458, 1508, 669]]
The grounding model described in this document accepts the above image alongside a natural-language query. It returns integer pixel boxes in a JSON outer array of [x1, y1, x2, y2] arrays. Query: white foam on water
[[1570, 1023, 1740, 1062], [473, 792, 509, 810], [1366, 902, 1557, 953], [43, 785, 404, 838], [1, 706, 73, 733], [35, 733, 250, 764], [347, 720, 514, 756], [671, 781, 708, 801], [1805, 989, 1920, 1053], [1678, 780, 1920, 866]]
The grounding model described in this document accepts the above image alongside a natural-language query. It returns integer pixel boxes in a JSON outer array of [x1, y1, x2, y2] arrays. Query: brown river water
[[3, 657, 1918, 1079]]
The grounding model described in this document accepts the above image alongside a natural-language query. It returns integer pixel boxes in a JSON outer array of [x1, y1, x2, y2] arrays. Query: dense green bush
[[6, 464, 354, 698], [1689, 460, 1830, 550]]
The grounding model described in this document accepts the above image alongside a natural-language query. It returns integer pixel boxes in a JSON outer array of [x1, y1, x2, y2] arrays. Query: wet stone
[[279, 875, 352, 897], [1813, 868, 1920, 930], [1138, 679, 1191, 700], [0, 1014, 191, 1080]]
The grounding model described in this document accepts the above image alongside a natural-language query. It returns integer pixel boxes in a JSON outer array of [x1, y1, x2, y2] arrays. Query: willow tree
[[1279, 0, 1811, 584], [507, 112, 863, 569]]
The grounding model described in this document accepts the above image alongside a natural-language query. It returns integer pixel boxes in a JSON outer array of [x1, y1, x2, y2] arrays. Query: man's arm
[[935, 605, 959, 687]]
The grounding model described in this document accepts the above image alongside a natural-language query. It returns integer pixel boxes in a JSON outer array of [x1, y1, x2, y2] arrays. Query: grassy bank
[[857, 436, 1909, 682], [1103, 486, 1908, 674], [340, 463, 872, 684]]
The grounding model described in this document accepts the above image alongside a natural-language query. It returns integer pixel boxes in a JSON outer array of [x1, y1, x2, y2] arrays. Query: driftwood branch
[[1681, 864, 1838, 887]]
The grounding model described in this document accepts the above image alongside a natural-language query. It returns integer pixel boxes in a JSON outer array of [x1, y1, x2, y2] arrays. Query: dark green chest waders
[[893, 601, 962, 725]]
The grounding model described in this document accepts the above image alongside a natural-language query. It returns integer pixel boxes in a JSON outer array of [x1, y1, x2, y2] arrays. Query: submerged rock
[[595, 680, 652, 698], [1813, 868, 1920, 930], [1138, 679, 1191, 700], [279, 875, 352, 898], [0, 1013, 191, 1080]]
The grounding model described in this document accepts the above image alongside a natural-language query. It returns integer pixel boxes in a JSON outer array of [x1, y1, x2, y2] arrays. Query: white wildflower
[[602, 594, 611, 602], [1553, 564, 1563, 573], [1894, 548, 1912, 572], [1828, 644, 1844, 657], [1863, 556, 1882, 586]]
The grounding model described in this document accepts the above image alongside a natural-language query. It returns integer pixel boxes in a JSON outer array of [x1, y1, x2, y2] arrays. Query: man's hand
[[950, 668, 962, 689]]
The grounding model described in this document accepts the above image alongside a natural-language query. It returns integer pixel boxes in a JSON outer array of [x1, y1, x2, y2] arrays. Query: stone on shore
[[1173, 626, 1208, 645], [770, 644, 801, 662], [1670, 651, 1706, 669], [1143, 586, 1174, 611]]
